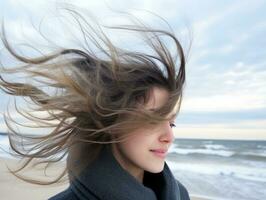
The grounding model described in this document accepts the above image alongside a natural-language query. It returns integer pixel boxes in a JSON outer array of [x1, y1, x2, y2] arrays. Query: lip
[[150, 149, 168, 158]]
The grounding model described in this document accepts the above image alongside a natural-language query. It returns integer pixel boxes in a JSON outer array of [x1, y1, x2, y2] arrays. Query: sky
[[0, 0, 265, 140]]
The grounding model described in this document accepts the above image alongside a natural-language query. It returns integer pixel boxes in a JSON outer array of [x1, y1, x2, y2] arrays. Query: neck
[[132, 167, 144, 183], [111, 144, 144, 183]]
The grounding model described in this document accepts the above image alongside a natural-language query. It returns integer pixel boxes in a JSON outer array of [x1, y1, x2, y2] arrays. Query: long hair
[[0, 6, 187, 185]]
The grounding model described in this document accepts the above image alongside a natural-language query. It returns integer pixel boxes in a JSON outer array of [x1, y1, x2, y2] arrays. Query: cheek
[[120, 134, 153, 158]]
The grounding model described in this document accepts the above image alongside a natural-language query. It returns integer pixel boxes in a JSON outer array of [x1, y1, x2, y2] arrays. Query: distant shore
[[0, 157, 213, 200]]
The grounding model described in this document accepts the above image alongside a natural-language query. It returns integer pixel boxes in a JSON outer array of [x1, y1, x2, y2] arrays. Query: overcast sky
[[0, 0, 266, 140]]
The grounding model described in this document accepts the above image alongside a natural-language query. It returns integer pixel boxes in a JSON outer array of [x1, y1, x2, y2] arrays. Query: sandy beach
[[0, 157, 212, 200]]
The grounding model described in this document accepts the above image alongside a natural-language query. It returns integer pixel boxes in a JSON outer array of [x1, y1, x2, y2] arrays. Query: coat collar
[[70, 145, 180, 200]]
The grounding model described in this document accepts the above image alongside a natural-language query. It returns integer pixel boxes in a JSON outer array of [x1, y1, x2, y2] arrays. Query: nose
[[159, 121, 175, 144]]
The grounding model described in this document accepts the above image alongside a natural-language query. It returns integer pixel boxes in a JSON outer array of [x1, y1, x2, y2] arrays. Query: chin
[[146, 162, 165, 173]]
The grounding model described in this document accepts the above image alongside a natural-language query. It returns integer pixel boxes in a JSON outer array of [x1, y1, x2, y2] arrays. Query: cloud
[[176, 119, 266, 129], [0, 123, 7, 133], [1, 0, 266, 140], [182, 93, 266, 112], [173, 127, 266, 140]]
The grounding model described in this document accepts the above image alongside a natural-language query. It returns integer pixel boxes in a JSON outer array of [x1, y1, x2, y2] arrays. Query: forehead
[[145, 87, 169, 109], [145, 87, 178, 118]]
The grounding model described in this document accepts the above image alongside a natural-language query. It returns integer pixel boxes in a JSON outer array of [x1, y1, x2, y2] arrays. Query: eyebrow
[[170, 113, 178, 120], [148, 108, 177, 119]]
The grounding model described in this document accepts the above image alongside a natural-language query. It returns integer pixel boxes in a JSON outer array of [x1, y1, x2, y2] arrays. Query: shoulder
[[48, 187, 78, 200], [176, 180, 191, 200]]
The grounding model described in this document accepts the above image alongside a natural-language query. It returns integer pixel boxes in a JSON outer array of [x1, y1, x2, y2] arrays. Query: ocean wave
[[167, 160, 266, 183], [169, 147, 235, 157], [257, 145, 266, 149], [204, 144, 227, 150], [239, 151, 266, 158]]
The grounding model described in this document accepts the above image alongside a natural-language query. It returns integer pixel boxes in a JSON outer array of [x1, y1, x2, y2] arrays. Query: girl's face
[[111, 87, 177, 181]]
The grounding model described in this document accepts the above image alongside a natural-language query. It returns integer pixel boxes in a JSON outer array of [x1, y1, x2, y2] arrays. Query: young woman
[[0, 6, 190, 200]]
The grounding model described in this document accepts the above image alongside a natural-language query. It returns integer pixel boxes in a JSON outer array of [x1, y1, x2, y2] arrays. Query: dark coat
[[49, 145, 190, 200]]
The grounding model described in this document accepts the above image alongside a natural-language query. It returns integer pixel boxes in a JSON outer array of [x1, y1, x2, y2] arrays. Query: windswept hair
[[0, 7, 187, 185]]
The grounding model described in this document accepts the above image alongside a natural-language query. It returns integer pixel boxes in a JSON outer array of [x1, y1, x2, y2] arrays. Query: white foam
[[204, 144, 227, 150], [257, 145, 266, 149], [240, 151, 266, 158], [166, 160, 266, 183], [169, 147, 235, 157]]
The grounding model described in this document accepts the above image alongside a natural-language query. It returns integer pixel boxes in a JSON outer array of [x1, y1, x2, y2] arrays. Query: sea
[[1, 134, 266, 200], [167, 139, 266, 200]]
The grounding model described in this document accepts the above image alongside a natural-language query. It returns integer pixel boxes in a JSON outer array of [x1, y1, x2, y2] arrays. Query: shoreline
[[0, 156, 213, 200], [0, 157, 68, 200]]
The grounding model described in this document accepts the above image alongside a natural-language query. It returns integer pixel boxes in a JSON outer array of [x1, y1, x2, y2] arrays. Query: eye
[[169, 122, 176, 128]]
